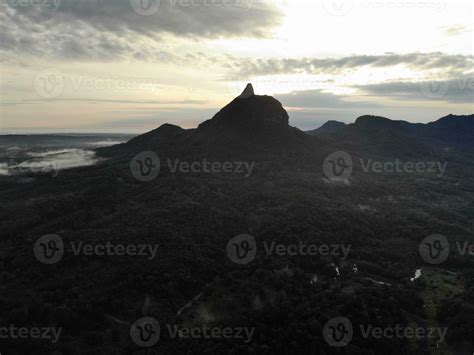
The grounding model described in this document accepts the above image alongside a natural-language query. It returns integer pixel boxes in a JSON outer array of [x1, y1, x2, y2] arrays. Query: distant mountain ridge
[[307, 121, 347, 135], [307, 114, 474, 151], [99, 84, 473, 160], [308, 114, 474, 134]]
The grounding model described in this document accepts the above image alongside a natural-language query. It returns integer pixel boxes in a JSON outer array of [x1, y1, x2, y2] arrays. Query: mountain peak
[[198, 89, 289, 135], [306, 120, 346, 136], [354, 115, 413, 130], [237, 83, 255, 99], [435, 113, 474, 123], [355, 115, 392, 125]]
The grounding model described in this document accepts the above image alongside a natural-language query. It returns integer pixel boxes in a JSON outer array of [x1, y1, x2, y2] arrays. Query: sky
[[1, 0, 473, 133]]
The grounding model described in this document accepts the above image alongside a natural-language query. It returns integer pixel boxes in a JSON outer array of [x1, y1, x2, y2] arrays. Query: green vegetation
[[1, 114, 473, 353]]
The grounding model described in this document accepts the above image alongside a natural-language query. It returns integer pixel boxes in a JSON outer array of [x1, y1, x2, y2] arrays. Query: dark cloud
[[228, 52, 474, 79], [5, 98, 207, 106], [354, 77, 474, 103], [275, 89, 382, 109], [7, 0, 281, 37], [2, 0, 282, 60]]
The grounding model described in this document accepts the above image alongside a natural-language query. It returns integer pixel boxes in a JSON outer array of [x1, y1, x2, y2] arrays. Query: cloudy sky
[[1, 0, 473, 133]]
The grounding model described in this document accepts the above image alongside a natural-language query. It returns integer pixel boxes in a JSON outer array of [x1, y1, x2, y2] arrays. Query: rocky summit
[[101, 83, 304, 158], [237, 83, 255, 99], [198, 83, 289, 135]]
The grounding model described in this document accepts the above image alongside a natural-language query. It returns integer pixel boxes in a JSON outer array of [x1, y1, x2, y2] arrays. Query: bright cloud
[[1, 0, 472, 133]]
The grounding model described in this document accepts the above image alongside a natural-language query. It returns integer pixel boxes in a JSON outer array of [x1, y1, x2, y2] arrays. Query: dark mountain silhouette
[[306, 120, 346, 136], [100, 87, 473, 165], [2, 85, 474, 354], [100, 84, 315, 159], [198, 83, 289, 134], [353, 115, 419, 131], [308, 114, 474, 152], [425, 114, 474, 148], [125, 123, 188, 149]]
